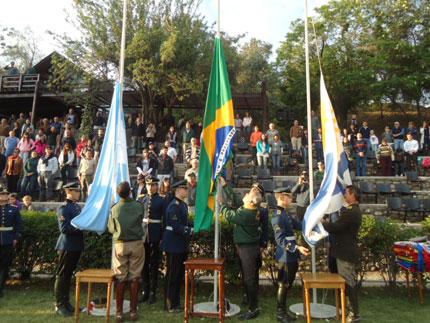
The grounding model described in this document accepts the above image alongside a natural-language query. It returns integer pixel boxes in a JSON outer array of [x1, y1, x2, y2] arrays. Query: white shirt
[[403, 139, 419, 153], [159, 147, 177, 161], [37, 156, 59, 173], [370, 135, 379, 145], [242, 116, 252, 127], [58, 151, 75, 166]]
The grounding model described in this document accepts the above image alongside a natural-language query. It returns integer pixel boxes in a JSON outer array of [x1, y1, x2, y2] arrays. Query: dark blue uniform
[[54, 199, 84, 311], [0, 204, 22, 296], [162, 196, 193, 311], [138, 192, 164, 301]]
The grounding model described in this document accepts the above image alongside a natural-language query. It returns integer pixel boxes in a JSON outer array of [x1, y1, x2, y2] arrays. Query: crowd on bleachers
[[0, 108, 429, 210]]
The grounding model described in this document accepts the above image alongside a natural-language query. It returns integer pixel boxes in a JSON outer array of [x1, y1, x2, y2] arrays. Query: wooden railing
[[0, 74, 40, 93]]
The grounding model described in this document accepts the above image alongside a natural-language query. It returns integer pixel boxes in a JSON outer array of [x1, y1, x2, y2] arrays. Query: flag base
[[87, 299, 130, 316], [289, 303, 337, 319], [193, 302, 240, 317]]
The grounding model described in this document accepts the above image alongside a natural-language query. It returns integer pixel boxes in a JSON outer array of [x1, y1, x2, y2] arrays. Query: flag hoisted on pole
[[194, 36, 235, 233], [302, 74, 352, 246]]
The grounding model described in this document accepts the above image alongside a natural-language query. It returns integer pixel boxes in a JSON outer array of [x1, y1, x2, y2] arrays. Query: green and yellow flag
[[195, 37, 235, 233]]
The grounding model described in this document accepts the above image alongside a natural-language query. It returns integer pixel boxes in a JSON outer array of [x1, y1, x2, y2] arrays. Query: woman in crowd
[[4, 131, 19, 158], [242, 112, 253, 137], [270, 134, 283, 174], [420, 120, 429, 153], [6, 148, 23, 193], [17, 132, 35, 165], [58, 143, 75, 185], [256, 134, 270, 168], [34, 134, 48, 157]]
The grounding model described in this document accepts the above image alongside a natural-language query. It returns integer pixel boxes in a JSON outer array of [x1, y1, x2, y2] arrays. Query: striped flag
[[72, 81, 130, 234], [194, 37, 235, 233], [302, 74, 352, 246]]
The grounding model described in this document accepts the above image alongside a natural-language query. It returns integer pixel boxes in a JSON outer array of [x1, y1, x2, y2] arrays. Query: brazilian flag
[[195, 37, 235, 233]]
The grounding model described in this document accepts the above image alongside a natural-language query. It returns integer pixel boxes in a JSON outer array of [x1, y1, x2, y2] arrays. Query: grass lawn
[[0, 278, 429, 323]]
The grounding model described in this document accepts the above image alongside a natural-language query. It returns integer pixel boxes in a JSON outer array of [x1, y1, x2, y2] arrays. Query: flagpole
[[304, 0, 317, 304], [119, 0, 127, 87]]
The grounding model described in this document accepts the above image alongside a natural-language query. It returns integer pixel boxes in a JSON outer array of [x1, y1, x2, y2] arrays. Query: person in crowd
[[93, 110, 106, 130], [270, 134, 283, 174], [186, 172, 197, 214], [37, 146, 59, 201], [194, 121, 203, 145], [185, 137, 200, 164], [392, 121, 404, 151], [6, 61, 20, 75], [34, 134, 48, 157], [419, 120, 430, 153], [369, 130, 379, 153], [17, 132, 35, 164], [0, 185, 22, 298], [0, 119, 10, 148], [21, 151, 39, 196], [22, 195, 34, 211], [4, 130, 19, 158], [266, 123, 279, 146], [21, 119, 34, 136], [16, 113, 26, 129], [348, 124, 357, 148], [0, 148, 6, 176], [161, 140, 178, 163], [47, 126, 60, 153], [108, 181, 145, 322], [65, 108, 78, 128], [354, 133, 367, 176], [54, 182, 84, 316], [162, 180, 193, 313], [314, 161, 325, 182], [184, 158, 199, 181], [12, 121, 21, 139], [256, 133, 270, 168], [50, 116, 63, 134], [62, 129, 77, 151], [76, 135, 88, 166], [289, 120, 303, 152], [343, 137, 353, 169], [138, 177, 164, 305], [146, 122, 157, 145], [137, 149, 157, 177], [314, 127, 323, 162], [243, 112, 253, 138], [5, 148, 23, 193], [131, 117, 145, 151], [381, 126, 393, 146], [301, 129, 309, 166], [35, 128, 46, 142], [8, 193, 21, 210], [323, 185, 362, 323], [157, 146, 174, 182], [250, 125, 262, 165], [235, 113, 243, 142], [403, 132, 419, 171], [181, 121, 195, 157], [93, 128, 105, 160], [166, 126, 178, 149], [406, 121, 418, 141], [350, 114, 358, 127], [147, 142, 158, 158], [59, 143, 75, 185], [159, 177, 172, 200], [340, 128, 349, 143], [377, 139, 394, 176], [291, 171, 310, 221], [394, 148, 405, 177], [78, 149, 96, 201], [358, 121, 371, 151], [132, 173, 147, 200], [219, 185, 262, 320], [272, 188, 310, 323]]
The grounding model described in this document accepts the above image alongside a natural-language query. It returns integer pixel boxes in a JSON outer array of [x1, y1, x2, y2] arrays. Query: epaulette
[[174, 199, 180, 205]]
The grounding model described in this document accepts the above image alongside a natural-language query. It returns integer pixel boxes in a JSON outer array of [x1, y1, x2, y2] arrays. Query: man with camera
[[291, 171, 310, 221]]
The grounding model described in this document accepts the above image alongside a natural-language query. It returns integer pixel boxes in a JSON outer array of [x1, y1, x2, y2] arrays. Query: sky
[[0, 0, 329, 60]]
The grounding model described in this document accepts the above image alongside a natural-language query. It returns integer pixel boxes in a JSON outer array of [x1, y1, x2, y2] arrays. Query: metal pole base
[[289, 303, 337, 319], [193, 302, 241, 317], [87, 299, 130, 316]]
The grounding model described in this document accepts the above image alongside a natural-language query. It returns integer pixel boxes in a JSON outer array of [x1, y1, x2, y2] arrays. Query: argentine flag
[[302, 75, 352, 246], [72, 81, 130, 234]]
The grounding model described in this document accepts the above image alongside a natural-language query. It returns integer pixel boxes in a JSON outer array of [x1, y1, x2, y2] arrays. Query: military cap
[[0, 184, 9, 194], [63, 182, 81, 190], [273, 187, 292, 197], [172, 180, 188, 189], [252, 182, 265, 195], [145, 177, 159, 185]]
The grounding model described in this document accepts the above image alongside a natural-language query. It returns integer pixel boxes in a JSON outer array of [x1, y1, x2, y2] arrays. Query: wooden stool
[[75, 269, 116, 322], [404, 269, 425, 304], [301, 272, 347, 323], [184, 258, 226, 323]]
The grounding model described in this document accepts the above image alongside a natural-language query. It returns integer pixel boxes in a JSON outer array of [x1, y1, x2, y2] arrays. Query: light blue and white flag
[[302, 75, 352, 246], [72, 81, 130, 234]]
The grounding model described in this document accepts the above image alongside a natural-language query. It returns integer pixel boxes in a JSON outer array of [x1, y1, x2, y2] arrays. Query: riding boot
[[115, 280, 127, 323], [54, 276, 71, 316], [346, 285, 360, 321], [130, 278, 140, 321]]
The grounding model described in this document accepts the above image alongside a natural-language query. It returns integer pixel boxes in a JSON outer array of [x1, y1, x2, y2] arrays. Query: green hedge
[[11, 211, 427, 286]]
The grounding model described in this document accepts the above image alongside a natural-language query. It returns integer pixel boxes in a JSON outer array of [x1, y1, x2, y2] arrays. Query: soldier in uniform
[[0, 185, 22, 298], [322, 185, 362, 323], [138, 177, 164, 304], [271, 188, 309, 323], [54, 182, 84, 316], [162, 180, 193, 313]]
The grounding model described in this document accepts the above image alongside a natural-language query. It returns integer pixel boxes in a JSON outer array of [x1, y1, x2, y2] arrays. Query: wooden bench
[[301, 272, 346, 323], [75, 269, 116, 322]]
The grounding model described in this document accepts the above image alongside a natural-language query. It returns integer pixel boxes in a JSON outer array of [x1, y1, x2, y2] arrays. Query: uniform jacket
[[0, 204, 22, 245], [108, 198, 144, 242], [55, 200, 84, 251], [162, 197, 193, 254], [271, 206, 301, 264], [220, 205, 260, 245], [138, 193, 164, 243], [323, 204, 362, 264]]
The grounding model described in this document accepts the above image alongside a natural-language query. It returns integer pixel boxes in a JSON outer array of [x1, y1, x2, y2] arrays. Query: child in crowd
[[394, 148, 405, 176], [78, 149, 97, 200], [9, 193, 22, 210], [22, 195, 34, 211], [369, 129, 379, 153]]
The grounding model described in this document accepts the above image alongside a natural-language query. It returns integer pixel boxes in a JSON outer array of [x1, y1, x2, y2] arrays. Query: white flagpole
[[119, 0, 127, 87], [213, 0, 221, 309], [304, 0, 317, 304]]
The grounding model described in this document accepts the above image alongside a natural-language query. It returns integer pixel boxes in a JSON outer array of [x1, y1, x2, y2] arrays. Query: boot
[[346, 285, 360, 322], [130, 278, 140, 321], [54, 276, 72, 315], [115, 280, 127, 323]]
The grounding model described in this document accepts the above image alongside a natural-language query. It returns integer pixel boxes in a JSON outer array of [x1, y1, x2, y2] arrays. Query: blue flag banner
[[71, 81, 130, 234], [302, 75, 352, 246]]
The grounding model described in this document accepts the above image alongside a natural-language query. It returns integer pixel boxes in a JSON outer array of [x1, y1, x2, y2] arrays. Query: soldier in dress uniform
[[162, 180, 193, 313], [54, 182, 84, 316], [271, 188, 309, 323], [138, 176, 164, 304], [0, 185, 22, 298]]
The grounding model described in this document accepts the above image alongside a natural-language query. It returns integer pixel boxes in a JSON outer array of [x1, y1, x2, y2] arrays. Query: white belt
[[285, 236, 296, 241], [165, 226, 173, 231], [0, 227, 13, 232], [143, 219, 162, 224]]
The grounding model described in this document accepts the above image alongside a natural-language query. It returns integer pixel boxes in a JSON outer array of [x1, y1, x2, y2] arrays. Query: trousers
[[142, 241, 160, 293], [54, 250, 81, 306], [165, 252, 186, 310], [0, 245, 14, 293], [237, 244, 260, 311]]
